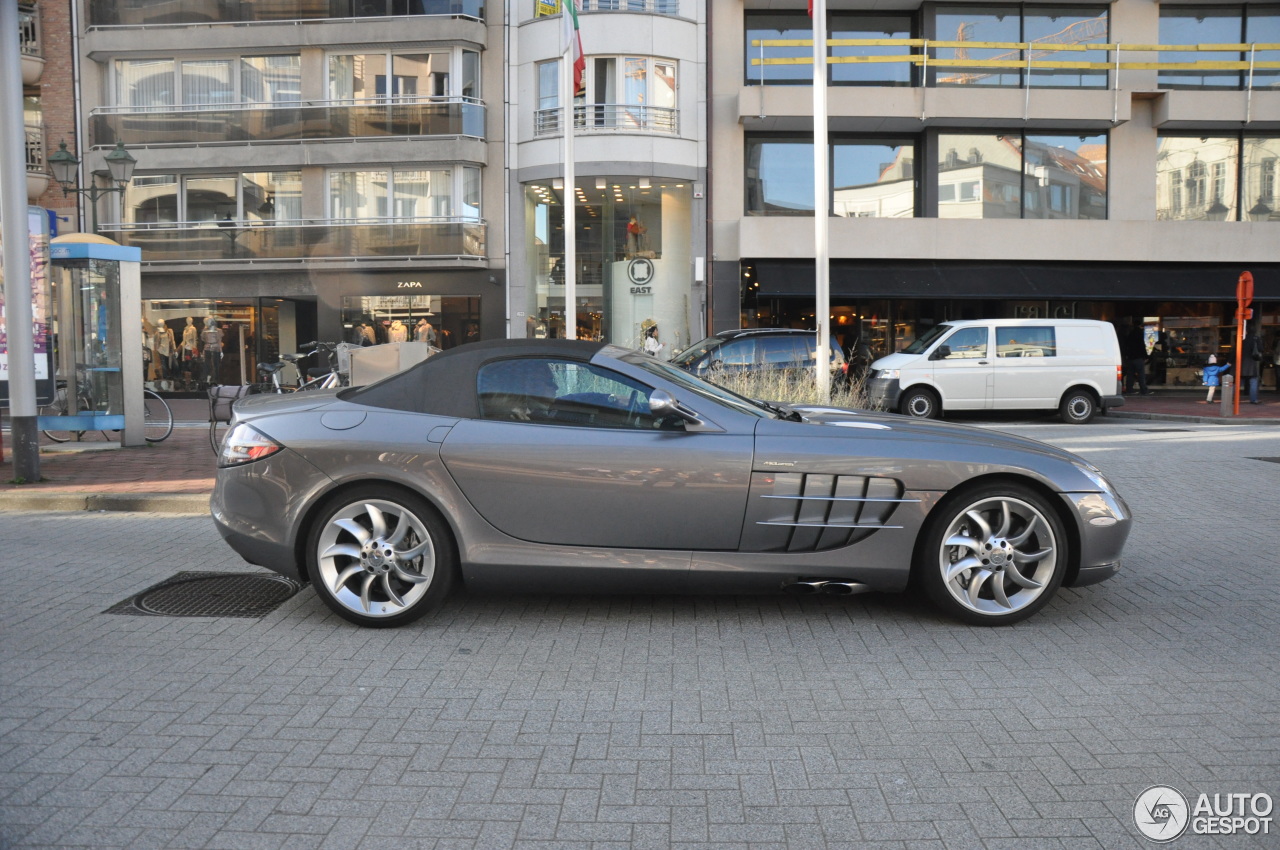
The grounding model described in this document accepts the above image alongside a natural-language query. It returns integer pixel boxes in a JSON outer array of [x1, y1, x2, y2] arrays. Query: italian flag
[[562, 0, 586, 99]]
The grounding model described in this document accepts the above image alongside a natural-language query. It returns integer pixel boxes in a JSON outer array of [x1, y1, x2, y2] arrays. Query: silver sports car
[[211, 339, 1130, 628]]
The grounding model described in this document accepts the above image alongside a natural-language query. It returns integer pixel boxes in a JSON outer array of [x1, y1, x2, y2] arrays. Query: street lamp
[[1247, 200, 1273, 221], [48, 140, 138, 233], [1204, 199, 1230, 221]]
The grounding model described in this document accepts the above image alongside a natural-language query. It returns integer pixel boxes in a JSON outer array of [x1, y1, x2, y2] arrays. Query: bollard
[[1220, 375, 1234, 416]]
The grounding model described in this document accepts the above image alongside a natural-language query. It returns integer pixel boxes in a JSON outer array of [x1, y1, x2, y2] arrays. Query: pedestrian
[[1200, 355, 1231, 404], [1240, 323, 1263, 404], [1121, 320, 1151, 395], [641, 319, 665, 357]]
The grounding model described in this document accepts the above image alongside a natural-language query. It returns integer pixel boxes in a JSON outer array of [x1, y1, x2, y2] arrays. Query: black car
[[670, 329, 848, 380]]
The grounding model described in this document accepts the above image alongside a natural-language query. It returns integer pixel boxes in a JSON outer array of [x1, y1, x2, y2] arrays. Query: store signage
[[628, 258, 655, 294], [397, 281, 423, 289]]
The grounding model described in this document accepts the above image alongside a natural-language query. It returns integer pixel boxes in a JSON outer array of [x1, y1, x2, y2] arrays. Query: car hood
[[788, 404, 1081, 464], [869, 352, 917, 371]]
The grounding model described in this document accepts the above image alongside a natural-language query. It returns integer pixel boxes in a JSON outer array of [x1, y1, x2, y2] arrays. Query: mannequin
[[181, 317, 200, 388], [201, 316, 223, 385], [152, 320, 176, 381], [388, 319, 408, 343], [415, 316, 436, 345]]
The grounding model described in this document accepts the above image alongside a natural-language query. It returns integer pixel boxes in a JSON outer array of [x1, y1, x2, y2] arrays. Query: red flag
[[808, 1, 813, 15]]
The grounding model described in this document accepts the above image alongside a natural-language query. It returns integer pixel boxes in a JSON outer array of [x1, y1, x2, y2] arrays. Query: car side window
[[758, 336, 806, 365], [716, 339, 756, 367], [940, 327, 989, 359], [996, 326, 1056, 357], [477, 358, 673, 430]]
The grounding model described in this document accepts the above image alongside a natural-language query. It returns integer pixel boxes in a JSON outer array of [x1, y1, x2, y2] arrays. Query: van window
[[996, 326, 1057, 358], [941, 327, 989, 358], [759, 336, 807, 365]]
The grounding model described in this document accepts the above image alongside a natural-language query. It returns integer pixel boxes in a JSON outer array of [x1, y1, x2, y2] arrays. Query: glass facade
[[522, 179, 694, 352], [340, 296, 481, 350], [936, 133, 1107, 220], [1157, 134, 1280, 221], [1159, 6, 1280, 90]]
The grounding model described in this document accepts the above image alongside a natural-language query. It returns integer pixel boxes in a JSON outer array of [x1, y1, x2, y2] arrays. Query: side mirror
[[931, 345, 951, 361], [649, 390, 702, 426]]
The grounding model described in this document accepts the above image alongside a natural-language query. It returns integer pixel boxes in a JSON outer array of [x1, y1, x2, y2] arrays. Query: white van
[[866, 319, 1123, 424]]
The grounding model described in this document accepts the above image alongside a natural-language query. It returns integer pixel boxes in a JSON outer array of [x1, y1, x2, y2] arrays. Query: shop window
[[341, 295, 480, 350]]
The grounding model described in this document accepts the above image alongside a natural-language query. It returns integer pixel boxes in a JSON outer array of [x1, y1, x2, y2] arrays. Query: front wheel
[[1059, 389, 1097, 424], [305, 489, 457, 627], [143, 390, 174, 442], [900, 386, 940, 419], [918, 483, 1068, 626]]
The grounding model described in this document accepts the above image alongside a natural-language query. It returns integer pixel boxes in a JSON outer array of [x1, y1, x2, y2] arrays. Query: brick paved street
[[1, 420, 1278, 848]]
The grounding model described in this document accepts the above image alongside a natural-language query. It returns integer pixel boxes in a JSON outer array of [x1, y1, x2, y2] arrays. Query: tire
[[40, 387, 83, 443], [1059, 389, 1097, 424], [305, 488, 457, 627], [900, 386, 940, 419], [143, 390, 174, 443], [918, 482, 1068, 626]]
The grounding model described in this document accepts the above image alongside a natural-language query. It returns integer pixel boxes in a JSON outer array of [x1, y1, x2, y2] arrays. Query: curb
[[0, 492, 210, 514], [1108, 410, 1280, 425]]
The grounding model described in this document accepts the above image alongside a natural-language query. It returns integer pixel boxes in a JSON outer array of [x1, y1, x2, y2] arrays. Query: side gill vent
[[753, 473, 911, 553]]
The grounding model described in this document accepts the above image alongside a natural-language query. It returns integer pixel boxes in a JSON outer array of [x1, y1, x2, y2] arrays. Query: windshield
[[901, 323, 953, 355], [669, 336, 723, 367], [621, 353, 771, 419]]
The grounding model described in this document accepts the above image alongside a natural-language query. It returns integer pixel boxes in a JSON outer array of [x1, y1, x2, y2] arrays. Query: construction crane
[[938, 16, 1108, 85]]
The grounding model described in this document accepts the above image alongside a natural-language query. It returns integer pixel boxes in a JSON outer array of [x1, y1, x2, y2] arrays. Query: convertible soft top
[[345, 338, 608, 418]]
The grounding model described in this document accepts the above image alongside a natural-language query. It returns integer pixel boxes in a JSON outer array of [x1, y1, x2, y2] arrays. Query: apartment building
[[508, 0, 707, 352], [712, 1, 1279, 389], [59, 0, 503, 389]]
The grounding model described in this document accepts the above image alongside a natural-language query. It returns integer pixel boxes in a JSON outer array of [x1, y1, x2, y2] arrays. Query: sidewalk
[[2, 391, 1277, 513]]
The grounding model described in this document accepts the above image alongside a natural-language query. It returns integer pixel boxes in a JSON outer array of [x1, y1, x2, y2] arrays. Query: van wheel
[[900, 387, 940, 419], [1059, 389, 1097, 424]]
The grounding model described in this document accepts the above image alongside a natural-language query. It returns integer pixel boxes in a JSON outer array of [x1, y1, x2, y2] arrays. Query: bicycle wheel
[[40, 387, 83, 443], [143, 390, 174, 443]]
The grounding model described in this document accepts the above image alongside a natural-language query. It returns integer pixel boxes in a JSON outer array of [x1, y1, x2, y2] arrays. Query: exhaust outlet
[[783, 580, 828, 594], [821, 581, 871, 596]]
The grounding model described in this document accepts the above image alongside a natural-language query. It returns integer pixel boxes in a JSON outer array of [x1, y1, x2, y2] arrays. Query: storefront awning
[[751, 260, 1280, 302]]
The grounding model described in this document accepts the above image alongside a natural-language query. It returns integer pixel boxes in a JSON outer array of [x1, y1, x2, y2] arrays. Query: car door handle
[[978, 360, 989, 365]]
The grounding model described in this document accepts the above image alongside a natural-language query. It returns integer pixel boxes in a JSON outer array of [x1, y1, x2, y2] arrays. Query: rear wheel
[[143, 390, 174, 442], [918, 482, 1068, 626], [305, 488, 457, 627], [1059, 389, 1097, 424], [900, 386, 940, 419], [40, 387, 85, 443]]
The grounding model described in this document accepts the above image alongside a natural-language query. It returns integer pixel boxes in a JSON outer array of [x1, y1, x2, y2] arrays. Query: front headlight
[[876, 369, 899, 380], [1073, 462, 1117, 495], [218, 423, 284, 468]]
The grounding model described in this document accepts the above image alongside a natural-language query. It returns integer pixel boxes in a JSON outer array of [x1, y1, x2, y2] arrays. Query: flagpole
[[813, 0, 830, 400], [561, 7, 577, 340]]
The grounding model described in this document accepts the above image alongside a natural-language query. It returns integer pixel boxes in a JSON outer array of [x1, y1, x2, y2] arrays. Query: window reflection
[[744, 13, 812, 85], [832, 141, 915, 218], [937, 133, 1106, 220], [831, 13, 914, 86], [1156, 136, 1241, 220]]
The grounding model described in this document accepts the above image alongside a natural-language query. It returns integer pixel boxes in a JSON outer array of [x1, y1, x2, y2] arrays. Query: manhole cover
[[106, 571, 304, 618]]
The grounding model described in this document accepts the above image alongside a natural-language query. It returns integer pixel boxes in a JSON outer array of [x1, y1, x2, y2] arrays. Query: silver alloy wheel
[[937, 495, 1057, 617], [315, 498, 436, 619]]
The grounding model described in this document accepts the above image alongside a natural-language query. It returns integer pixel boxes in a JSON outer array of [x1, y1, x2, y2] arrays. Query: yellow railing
[[751, 39, 1280, 74]]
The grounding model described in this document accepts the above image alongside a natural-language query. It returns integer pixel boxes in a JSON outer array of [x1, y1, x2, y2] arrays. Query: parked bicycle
[[41, 368, 173, 444], [294, 341, 351, 391]]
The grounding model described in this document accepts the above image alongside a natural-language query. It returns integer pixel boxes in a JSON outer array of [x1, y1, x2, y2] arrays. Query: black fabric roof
[[346, 339, 607, 418]]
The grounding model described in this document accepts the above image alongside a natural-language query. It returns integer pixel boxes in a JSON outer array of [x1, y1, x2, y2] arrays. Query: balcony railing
[[538, 0, 679, 17], [97, 218, 487, 262], [25, 124, 46, 173], [89, 0, 484, 27], [20, 5, 40, 56], [535, 103, 678, 136], [91, 98, 484, 147], [749, 37, 1280, 92]]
